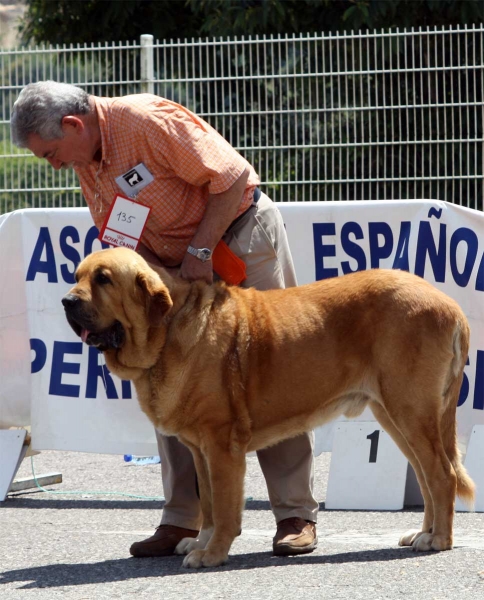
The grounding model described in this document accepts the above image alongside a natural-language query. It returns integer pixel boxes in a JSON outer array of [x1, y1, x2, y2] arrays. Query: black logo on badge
[[123, 169, 143, 187]]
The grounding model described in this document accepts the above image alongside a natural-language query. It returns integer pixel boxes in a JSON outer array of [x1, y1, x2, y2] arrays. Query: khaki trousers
[[157, 193, 319, 529]]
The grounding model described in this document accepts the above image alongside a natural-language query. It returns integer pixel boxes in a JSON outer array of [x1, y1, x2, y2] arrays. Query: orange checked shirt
[[75, 94, 260, 266]]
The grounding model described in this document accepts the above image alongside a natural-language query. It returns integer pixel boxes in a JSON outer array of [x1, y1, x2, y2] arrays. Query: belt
[[227, 187, 261, 232]]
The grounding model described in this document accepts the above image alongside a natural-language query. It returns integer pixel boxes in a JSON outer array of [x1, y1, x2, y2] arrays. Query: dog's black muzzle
[[62, 293, 125, 351]]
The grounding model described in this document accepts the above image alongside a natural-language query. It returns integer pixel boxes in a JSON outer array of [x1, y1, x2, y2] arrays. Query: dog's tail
[[441, 319, 475, 508]]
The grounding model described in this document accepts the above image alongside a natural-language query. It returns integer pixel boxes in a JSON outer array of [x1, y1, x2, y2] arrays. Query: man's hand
[[179, 253, 214, 284], [181, 166, 250, 285]]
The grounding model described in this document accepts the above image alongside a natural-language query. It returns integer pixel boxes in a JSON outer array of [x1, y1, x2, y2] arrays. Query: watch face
[[187, 245, 212, 261], [199, 248, 212, 262]]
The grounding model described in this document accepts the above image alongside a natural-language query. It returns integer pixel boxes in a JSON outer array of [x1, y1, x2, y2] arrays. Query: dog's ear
[[135, 270, 173, 326]]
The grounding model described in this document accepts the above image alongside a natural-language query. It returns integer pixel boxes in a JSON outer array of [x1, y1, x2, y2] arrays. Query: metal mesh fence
[[1, 25, 483, 214]]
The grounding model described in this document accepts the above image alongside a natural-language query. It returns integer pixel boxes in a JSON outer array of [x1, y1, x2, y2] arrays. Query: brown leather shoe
[[129, 525, 198, 557], [273, 517, 317, 556]]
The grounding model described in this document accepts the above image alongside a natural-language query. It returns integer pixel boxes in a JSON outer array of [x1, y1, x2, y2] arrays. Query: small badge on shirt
[[98, 194, 151, 251], [115, 163, 154, 198]]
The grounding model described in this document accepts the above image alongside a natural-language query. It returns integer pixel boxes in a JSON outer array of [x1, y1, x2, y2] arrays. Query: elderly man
[[11, 81, 319, 558]]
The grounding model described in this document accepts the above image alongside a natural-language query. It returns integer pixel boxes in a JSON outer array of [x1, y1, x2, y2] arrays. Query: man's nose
[[62, 293, 80, 309]]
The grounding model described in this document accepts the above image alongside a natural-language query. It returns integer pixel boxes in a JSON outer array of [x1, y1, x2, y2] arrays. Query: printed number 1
[[366, 430, 380, 463]]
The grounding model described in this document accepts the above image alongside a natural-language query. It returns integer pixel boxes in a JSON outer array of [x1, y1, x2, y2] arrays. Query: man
[[11, 81, 319, 558]]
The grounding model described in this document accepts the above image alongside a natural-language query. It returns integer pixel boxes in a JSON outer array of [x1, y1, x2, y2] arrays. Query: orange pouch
[[212, 239, 247, 285]]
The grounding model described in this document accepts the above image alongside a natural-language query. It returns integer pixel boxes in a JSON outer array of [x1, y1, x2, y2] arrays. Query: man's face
[[27, 117, 95, 170]]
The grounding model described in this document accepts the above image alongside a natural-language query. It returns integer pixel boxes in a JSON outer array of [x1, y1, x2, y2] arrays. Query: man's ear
[[135, 270, 173, 326], [61, 115, 84, 134]]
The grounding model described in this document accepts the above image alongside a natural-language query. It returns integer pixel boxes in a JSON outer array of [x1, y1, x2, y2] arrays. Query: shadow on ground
[[0, 547, 428, 589]]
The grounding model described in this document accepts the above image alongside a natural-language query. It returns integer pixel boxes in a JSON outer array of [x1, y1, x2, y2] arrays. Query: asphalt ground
[[1, 450, 483, 600]]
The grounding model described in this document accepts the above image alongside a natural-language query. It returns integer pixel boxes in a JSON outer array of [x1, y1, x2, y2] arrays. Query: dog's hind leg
[[377, 394, 457, 552], [182, 431, 247, 568], [369, 401, 434, 547]]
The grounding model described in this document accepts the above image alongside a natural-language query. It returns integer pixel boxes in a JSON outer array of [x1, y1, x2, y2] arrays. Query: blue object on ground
[[123, 455, 161, 465]]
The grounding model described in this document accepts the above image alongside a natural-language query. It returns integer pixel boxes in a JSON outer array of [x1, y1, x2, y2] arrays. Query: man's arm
[[179, 166, 250, 284]]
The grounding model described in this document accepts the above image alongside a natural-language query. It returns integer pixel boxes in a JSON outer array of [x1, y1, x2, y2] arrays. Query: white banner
[[0, 211, 31, 429], [0, 202, 482, 455]]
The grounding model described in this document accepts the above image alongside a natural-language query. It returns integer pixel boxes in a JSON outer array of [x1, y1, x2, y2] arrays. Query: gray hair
[[11, 80, 91, 147]]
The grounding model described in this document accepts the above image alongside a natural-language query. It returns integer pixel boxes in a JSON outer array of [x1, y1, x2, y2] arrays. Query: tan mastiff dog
[[62, 247, 474, 568]]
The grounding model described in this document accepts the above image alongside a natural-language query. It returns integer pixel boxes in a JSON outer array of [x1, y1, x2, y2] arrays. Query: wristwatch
[[187, 245, 213, 262]]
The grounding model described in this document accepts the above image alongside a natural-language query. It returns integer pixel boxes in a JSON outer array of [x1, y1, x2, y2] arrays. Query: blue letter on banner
[[30, 338, 47, 374], [49, 341, 82, 397], [341, 222, 366, 274], [26, 227, 57, 282], [60, 226, 81, 284], [86, 347, 119, 399], [313, 223, 338, 280]]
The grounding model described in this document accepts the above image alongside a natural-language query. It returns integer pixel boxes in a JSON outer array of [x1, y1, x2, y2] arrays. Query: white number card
[[98, 195, 151, 251]]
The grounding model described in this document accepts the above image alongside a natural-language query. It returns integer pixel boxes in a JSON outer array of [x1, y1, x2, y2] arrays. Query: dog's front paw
[[399, 529, 424, 547], [182, 549, 228, 568], [175, 537, 202, 555], [175, 528, 213, 555], [412, 533, 452, 552]]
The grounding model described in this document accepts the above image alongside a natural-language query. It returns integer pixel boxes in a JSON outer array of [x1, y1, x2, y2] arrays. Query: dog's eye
[[95, 272, 112, 285]]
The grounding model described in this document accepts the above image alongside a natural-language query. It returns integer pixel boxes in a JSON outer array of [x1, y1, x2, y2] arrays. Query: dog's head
[[62, 247, 173, 352]]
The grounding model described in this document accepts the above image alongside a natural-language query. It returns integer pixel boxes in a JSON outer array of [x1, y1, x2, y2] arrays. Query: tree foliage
[[19, 0, 484, 46], [18, 0, 203, 46], [187, 0, 484, 37]]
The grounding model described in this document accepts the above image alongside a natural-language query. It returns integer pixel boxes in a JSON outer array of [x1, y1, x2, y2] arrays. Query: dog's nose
[[62, 294, 80, 309]]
